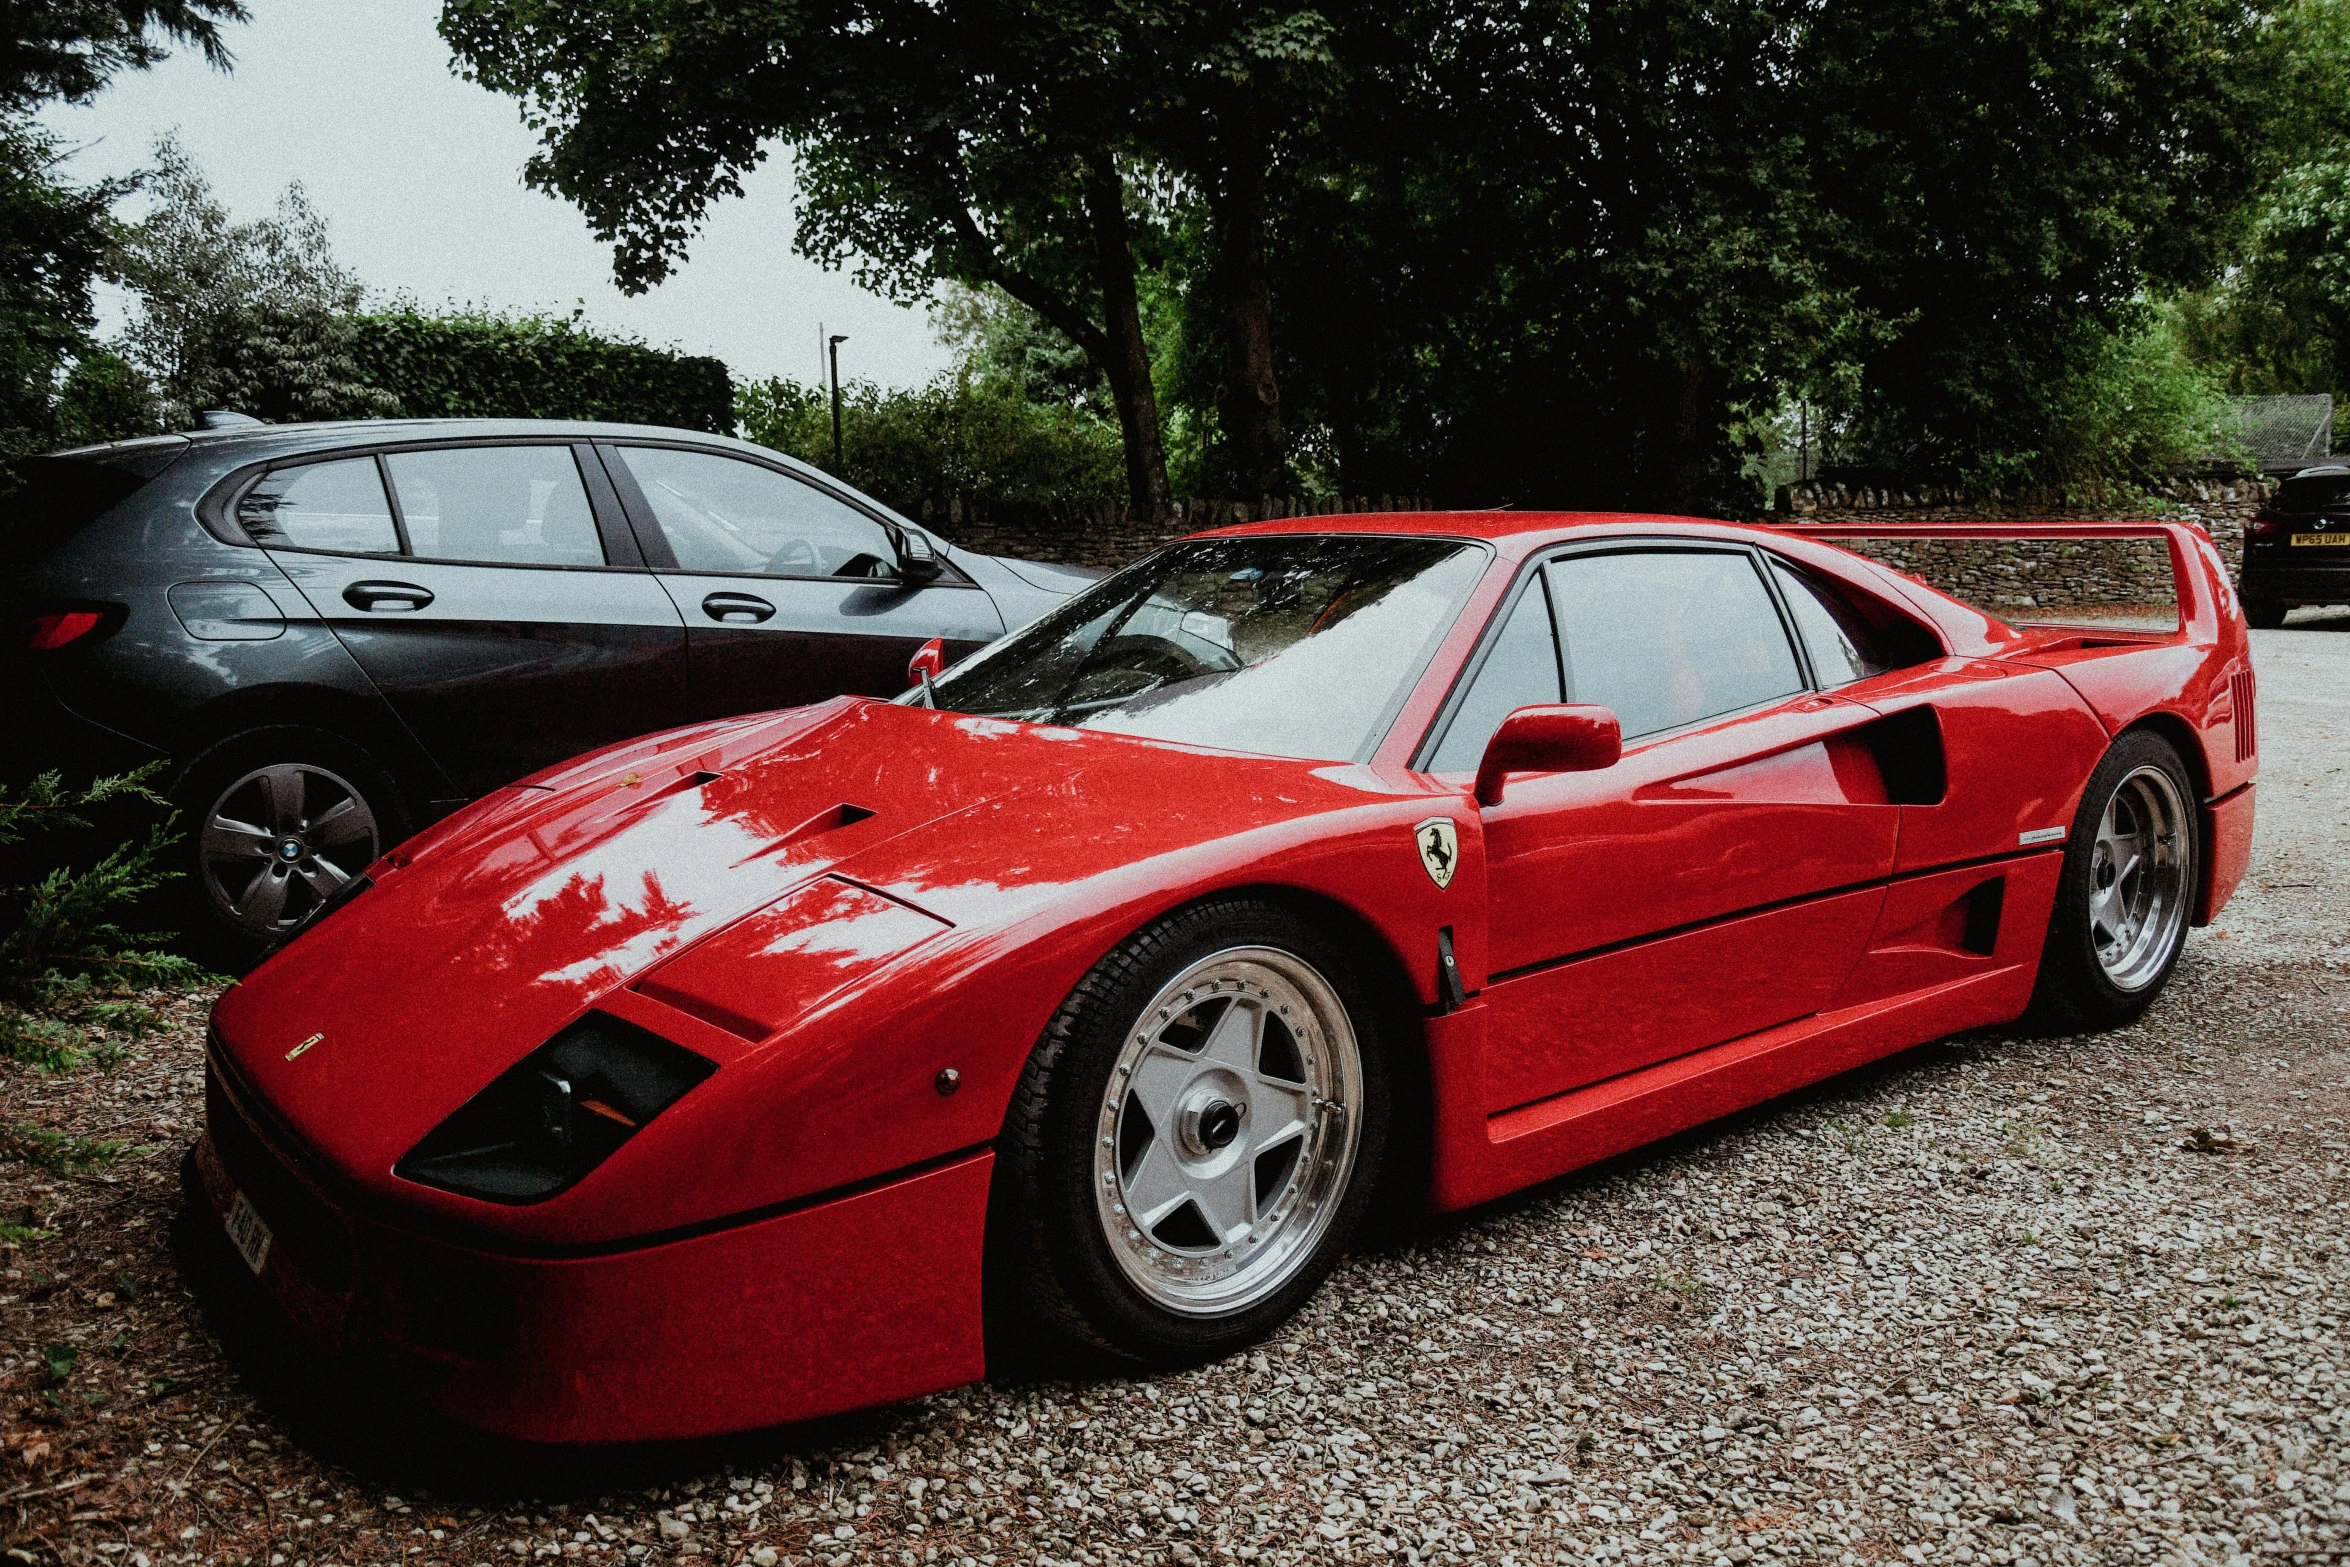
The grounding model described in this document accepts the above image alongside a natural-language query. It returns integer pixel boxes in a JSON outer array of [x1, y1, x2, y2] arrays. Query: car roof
[[1195, 509, 1768, 556], [55, 416, 770, 464]]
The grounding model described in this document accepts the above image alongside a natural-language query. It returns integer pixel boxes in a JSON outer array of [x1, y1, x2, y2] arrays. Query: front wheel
[[2028, 730, 2198, 1030], [993, 899, 1389, 1366]]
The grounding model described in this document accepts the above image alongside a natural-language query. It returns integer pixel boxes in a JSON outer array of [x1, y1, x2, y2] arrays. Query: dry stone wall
[[1775, 475, 2273, 609], [920, 494, 1432, 573]]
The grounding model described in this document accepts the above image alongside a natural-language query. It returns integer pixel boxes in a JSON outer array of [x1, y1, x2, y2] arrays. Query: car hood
[[210, 697, 1441, 1209]]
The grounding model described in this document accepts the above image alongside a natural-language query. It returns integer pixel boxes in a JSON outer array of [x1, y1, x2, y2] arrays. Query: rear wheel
[[993, 899, 1388, 1366], [2242, 594, 2288, 630], [2028, 731, 2198, 1030], [172, 726, 405, 966]]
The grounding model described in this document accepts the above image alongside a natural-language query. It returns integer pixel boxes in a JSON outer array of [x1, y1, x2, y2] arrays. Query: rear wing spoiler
[[1767, 520, 2238, 655]]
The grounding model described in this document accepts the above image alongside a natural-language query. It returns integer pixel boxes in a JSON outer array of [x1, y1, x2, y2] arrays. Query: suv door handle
[[701, 591, 776, 624], [343, 580, 434, 613]]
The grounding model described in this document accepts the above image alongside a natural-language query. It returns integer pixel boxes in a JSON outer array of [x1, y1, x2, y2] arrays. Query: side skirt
[[1422, 959, 2037, 1213]]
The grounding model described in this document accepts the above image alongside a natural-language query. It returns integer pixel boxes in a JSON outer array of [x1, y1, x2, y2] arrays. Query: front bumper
[[194, 1062, 989, 1444]]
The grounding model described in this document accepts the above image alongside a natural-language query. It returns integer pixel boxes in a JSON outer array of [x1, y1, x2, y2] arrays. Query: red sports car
[[195, 513, 2256, 1442]]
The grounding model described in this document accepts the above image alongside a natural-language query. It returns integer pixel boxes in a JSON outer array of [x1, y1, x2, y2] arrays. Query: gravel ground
[[5, 614, 2347, 1567]]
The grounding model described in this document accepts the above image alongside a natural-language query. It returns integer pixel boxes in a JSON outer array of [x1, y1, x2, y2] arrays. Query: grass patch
[[1, 1121, 154, 1173]]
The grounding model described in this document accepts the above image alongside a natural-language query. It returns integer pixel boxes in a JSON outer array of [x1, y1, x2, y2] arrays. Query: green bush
[[737, 374, 1125, 513], [0, 767, 212, 1074], [351, 307, 733, 432]]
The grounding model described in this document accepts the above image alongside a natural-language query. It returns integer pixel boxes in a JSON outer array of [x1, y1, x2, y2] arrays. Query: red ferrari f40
[[196, 513, 2256, 1441]]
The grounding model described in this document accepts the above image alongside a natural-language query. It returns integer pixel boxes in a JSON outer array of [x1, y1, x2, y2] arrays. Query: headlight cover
[[395, 1011, 716, 1204]]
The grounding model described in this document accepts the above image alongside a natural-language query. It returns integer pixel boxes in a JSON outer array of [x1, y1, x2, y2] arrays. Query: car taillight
[[2247, 515, 2281, 536], [27, 610, 103, 650]]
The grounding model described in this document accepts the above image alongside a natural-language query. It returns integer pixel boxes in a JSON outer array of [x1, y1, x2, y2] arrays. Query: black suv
[[2241, 463, 2350, 628], [5, 419, 1093, 957]]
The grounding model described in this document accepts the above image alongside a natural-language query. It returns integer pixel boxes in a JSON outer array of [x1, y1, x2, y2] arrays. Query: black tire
[[2026, 730, 2199, 1031], [170, 725, 408, 970], [991, 897, 1390, 1367], [2242, 594, 2288, 630]]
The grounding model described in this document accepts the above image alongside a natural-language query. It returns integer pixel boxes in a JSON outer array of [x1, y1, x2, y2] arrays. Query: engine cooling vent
[[2231, 669, 2257, 763]]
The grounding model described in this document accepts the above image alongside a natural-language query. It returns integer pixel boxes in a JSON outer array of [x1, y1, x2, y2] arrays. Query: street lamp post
[[828, 334, 849, 473]]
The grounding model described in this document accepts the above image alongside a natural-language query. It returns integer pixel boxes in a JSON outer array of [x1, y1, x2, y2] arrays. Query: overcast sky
[[39, 0, 952, 389]]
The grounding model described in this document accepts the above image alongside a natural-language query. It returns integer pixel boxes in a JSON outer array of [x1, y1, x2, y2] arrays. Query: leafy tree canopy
[[0, 0, 244, 110]]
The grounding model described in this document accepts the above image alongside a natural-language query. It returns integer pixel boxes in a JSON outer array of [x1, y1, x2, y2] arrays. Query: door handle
[[701, 591, 776, 625], [343, 580, 434, 613]]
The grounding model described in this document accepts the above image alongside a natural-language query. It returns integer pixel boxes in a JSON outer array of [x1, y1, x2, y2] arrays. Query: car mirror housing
[[893, 526, 944, 584], [1473, 704, 1622, 805]]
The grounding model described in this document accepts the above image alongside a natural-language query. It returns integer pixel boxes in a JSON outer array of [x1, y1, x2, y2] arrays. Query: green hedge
[[738, 375, 1124, 513], [349, 308, 733, 432]]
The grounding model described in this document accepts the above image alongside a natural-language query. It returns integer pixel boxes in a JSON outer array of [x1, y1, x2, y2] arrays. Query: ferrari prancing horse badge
[[1414, 817, 1459, 889]]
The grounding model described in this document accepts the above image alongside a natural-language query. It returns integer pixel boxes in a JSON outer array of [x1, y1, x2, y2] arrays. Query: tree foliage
[[112, 136, 395, 428], [0, 116, 119, 478], [0, 767, 211, 1074], [0, 0, 243, 111]]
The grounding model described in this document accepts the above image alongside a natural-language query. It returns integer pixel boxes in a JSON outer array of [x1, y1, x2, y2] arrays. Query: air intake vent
[[2231, 669, 2256, 763]]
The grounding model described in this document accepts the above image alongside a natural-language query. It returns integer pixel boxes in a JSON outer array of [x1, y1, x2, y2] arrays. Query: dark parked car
[[2241, 463, 2350, 628], [4, 419, 1094, 957]]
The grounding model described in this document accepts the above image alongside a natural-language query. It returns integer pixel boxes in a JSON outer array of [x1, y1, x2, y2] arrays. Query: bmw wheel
[[995, 898, 1389, 1365], [2028, 730, 2198, 1030], [173, 726, 405, 966]]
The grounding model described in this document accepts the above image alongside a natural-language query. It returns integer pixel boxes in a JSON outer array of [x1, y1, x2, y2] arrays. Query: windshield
[[920, 534, 1487, 762]]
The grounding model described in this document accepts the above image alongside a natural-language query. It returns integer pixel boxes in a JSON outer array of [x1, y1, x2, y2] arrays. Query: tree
[[442, 0, 1182, 512], [0, 0, 244, 111], [0, 116, 118, 473], [112, 136, 394, 426], [0, 1, 248, 479]]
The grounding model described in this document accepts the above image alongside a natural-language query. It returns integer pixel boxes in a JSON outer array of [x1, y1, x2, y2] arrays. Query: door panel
[[600, 443, 1006, 718], [269, 551, 689, 798], [654, 573, 1005, 720], [1482, 695, 1901, 975], [1483, 887, 1886, 1113]]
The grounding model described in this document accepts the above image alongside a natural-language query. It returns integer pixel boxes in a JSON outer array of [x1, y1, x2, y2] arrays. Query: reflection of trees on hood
[[479, 871, 696, 1004]]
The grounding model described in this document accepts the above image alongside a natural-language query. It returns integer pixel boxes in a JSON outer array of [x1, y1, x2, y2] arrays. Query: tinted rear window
[[2272, 474, 2350, 514], [0, 453, 174, 562]]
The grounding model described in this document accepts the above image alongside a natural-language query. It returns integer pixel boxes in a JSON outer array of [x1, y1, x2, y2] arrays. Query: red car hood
[[210, 698, 1435, 1200]]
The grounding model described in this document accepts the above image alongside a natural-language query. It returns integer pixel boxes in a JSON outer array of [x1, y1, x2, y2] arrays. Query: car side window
[[382, 446, 605, 568], [1769, 558, 1893, 687], [1428, 576, 1563, 771], [237, 457, 399, 554], [1545, 549, 1804, 739], [616, 447, 899, 580]]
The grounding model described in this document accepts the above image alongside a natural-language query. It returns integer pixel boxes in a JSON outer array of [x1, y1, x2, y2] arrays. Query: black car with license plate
[[3, 418, 1095, 959], [2241, 463, 2350, 627]]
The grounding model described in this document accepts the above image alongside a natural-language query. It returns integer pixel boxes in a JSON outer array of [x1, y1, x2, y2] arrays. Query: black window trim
[[595, 438, 980, 590], [1411, 536, 1817, 773], [198, 436, 655, 575]]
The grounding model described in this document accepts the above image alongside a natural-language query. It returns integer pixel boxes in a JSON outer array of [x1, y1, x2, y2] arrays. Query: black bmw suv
[[4, 419, 1093, 957], [2241, 463, 2350, 628]]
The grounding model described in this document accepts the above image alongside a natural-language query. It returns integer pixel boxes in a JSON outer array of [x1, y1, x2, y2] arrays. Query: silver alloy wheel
[[2088, 763, 2192, 991], [1094, 946, 1364, 1318], [200, 763, 379, 938]]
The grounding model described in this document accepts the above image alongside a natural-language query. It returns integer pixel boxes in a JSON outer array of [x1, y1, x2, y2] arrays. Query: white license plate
[[224, 1189, 273, 1275], [2290, 532, 2350, 546]]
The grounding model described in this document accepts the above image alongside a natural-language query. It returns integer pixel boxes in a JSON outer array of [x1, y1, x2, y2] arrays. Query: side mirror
[[894, 526, 944, 584], [1473, 704, 1621, 805], [906, 637, 947, 690]]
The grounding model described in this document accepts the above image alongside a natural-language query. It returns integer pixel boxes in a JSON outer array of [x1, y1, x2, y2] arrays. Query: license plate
[[224, 1189, 273, 1275], [2290, 532, 2350, 546]]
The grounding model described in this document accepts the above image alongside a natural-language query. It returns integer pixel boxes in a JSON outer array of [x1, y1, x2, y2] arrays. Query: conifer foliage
[[0, 766, 212, 1073]]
